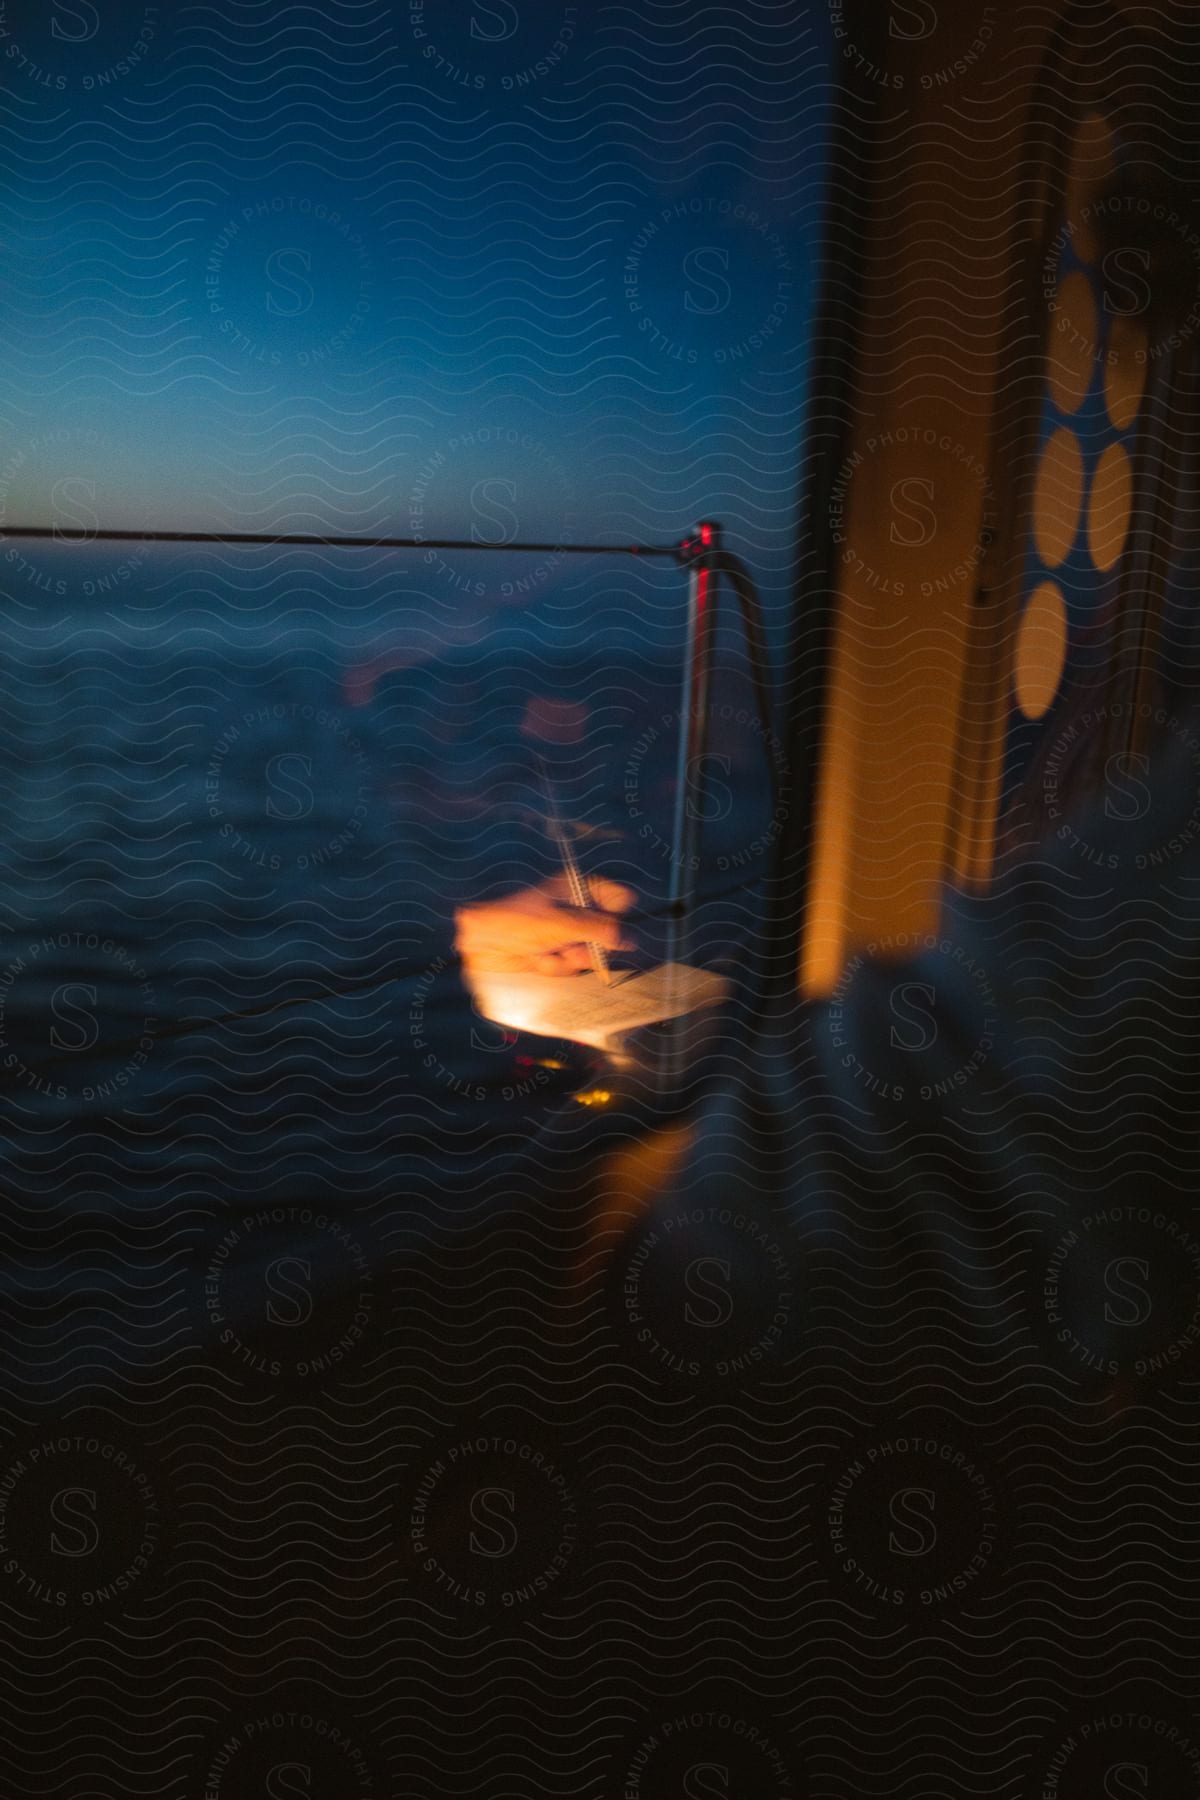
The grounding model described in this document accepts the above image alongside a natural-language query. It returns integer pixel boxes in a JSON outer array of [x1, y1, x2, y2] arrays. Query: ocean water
[[0, 544, 780, 1207]]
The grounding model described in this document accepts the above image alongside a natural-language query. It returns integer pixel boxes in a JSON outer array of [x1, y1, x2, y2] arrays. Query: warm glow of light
[[1033, 428, 1085, 567], [1088, 441, 1134, 572], [1014, 581, 1069, 720], [573, 1088, 613, 1107]]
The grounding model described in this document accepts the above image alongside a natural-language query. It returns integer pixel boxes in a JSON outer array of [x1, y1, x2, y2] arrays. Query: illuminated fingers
[[587, 877, 636, 914]]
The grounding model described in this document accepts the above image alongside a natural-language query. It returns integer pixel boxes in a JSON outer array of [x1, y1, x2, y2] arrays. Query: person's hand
[[455, 876, 636, 978]]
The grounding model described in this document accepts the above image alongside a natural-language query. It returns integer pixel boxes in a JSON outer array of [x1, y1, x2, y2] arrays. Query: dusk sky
[[0, 0, 829, 586]]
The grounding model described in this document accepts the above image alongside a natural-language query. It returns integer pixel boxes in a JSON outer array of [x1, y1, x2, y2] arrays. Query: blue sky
[[0, 0, 829, 587]]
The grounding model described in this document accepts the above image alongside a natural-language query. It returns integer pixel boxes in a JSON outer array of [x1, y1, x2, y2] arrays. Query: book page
[[469, 962, 730, 1056]]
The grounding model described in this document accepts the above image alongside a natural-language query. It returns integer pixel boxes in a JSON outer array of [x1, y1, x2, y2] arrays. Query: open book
[[470, 962, 730, 1059]]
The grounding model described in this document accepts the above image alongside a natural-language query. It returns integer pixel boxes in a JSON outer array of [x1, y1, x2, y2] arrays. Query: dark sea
[[0, 542, 779, 1226]]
